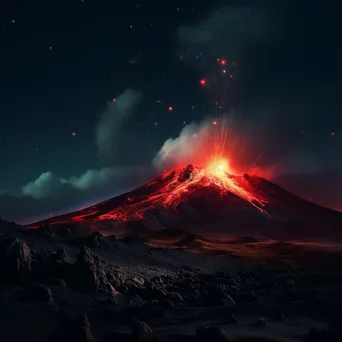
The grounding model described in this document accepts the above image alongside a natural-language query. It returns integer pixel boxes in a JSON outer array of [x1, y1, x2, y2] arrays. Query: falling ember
[[213, 121, 217, 125], [331, 131, 335, 136], [200, 79, 206, 86], [72, 132, 76, 136], [220, 59, 227, 66], [168, 106, 173, 111]]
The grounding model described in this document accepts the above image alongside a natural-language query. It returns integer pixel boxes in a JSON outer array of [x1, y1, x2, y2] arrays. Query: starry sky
[[0, 0, 341, 223]]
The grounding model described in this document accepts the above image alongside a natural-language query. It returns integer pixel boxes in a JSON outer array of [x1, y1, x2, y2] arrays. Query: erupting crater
[[29, 162, 342, 241]]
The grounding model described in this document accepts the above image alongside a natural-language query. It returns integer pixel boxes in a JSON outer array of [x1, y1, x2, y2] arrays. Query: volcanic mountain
[[29, 163, 342, 241]]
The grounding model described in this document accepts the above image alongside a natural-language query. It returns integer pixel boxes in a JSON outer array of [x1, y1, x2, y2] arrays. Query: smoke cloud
[[96, 89, 143, 160], [178, 5, 275, 59], [0, 89, 148, 223]]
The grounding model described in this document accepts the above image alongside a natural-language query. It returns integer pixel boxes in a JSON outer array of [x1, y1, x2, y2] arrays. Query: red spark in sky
[[213, 121, 217, 125], [200, 79, 206, 86], [72, 132, 76, 136], [168, 106, 173, 111], [331, 131, 335, 136], [220, 59, 227, 66]]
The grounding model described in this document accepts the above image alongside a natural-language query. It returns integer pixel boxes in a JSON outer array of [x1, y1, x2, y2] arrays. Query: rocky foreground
[[1, 220, 342, 341]]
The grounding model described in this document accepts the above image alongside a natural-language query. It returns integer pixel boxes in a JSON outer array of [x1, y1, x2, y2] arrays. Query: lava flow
[[98, 160, 267, 221], [31, 160, 268, 229]]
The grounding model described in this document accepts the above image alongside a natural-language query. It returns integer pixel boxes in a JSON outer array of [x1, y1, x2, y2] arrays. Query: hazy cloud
[[96, 89, 143, 159], [178, 6, 273, 58], [0, 89, 148, 224]]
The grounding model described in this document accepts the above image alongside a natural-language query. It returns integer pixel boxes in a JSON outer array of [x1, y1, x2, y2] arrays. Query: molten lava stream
[[98, 160, 268, 222]]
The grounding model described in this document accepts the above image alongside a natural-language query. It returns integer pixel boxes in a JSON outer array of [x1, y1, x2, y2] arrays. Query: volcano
[[29, 164, 342, 241]]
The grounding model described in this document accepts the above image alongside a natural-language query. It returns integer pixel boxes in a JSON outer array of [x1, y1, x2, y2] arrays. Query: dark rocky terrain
[[1, 218, 342, 342]]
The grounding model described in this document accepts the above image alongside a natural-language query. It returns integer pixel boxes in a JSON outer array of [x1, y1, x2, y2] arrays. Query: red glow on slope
[[98, 164, 267, 222], [33, 162, 268, 228], [32, 119, 279, 228]]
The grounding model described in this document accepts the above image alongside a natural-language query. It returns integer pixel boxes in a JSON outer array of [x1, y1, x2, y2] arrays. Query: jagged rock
[[252, 317, 268, 327], [49, 314, 94, 342], [41, 248, 72, 282], [85, 232, 103, 248], [55, 248, 72, 264], [69, 246, 118, 295], [196, 326, 231, 342], [200, 284, 235, 306], [131, 318, 157, 342], [178, 164, 195, 182], [31, 284, 55, 306], [0, 237, 32, 281]]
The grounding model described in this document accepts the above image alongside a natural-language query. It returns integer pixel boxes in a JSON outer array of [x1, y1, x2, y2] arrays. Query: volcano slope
[[0, 165, 341, 341], [30, 164, 342, 242]]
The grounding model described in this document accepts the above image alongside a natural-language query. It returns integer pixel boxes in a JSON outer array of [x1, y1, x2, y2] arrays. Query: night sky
[[0, 0, 341, 223]]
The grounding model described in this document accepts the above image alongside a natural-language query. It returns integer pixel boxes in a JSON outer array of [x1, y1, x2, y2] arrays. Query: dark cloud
[[178, 5, 277, 59]]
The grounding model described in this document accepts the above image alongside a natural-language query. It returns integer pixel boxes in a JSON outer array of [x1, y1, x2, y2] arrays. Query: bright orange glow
[[31, 119, 275, 228], [220, 59, 227, 66], [33, 162, 268, 227], [206, 158, 230, 177]]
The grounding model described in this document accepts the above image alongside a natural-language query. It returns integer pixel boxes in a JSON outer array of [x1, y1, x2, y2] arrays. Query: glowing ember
[[200, 78, 206, 86]]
